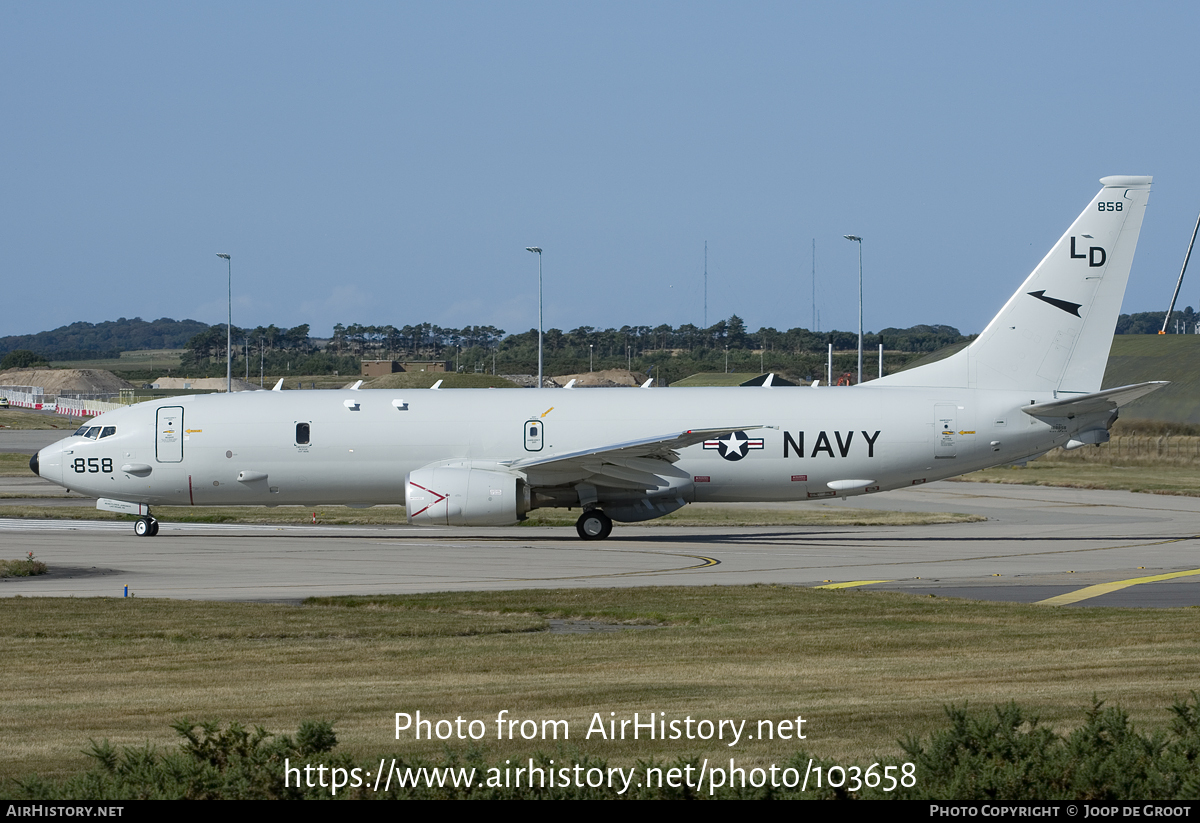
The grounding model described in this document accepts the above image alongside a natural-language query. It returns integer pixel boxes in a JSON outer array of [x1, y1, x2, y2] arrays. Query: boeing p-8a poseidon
[[31, 176, 1165, 539]]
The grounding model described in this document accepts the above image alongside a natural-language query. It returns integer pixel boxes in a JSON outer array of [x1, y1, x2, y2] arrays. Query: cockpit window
[[73, 425, 90, 437], [100, 426, 116, 439], [84, 427, 101, 440]]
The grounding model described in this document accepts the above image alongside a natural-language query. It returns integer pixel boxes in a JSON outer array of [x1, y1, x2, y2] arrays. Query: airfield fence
[[1041, 435, 1200, 466], [0, 386, 123, 417], [54, 397, 124, 417]]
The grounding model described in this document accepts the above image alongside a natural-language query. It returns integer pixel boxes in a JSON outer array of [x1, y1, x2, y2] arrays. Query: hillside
[[0, 369, 134, 393], [1101, 335, 1200, 424], [0, 318, 208, 359]]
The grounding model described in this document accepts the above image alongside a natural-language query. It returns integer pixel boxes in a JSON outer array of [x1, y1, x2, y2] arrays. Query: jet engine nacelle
[[405, 465, 529, 526]]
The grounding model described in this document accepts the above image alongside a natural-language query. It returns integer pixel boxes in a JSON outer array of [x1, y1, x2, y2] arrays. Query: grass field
[[3, 586, 1199, 785], [1102, 335, 1200, 424], [0, 453, 35, 476], [50, 349, 186, 371], [670, 372, 765, 387], [961, 462, 1200, 495], [0, 409, 79, 431], [960, 430, 1200, 495], [362, 372, 521, 389]]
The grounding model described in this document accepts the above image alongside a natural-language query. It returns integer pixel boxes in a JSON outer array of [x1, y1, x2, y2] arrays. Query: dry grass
[[0, 454, 36, 477], [0, 410, 79, 431], [4, 587, 1200, 783], [962, 463, 1200, 496], [362, 372, 521, 389], [960, 425, 1200, 495], [50, 350, 186, 371], [0, 553, 47, 577], [963, 440, 1200, 496]]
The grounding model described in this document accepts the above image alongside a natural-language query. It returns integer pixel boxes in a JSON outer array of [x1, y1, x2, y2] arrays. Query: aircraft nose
[[29, 451, 39, 476]]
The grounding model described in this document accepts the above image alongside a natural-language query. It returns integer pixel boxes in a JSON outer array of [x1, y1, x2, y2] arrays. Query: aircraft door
[[934, 404, 957, 459], [156, 406, 184, 463], [523, 420, 544, 452]]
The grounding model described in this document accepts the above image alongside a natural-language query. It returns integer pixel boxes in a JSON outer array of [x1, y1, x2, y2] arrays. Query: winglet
[[640, 378, 653, 389], [349, 380, 363, 391], [430, 379, 443, 390], [271, 378, 284, 392], [564, 379, 577, 389]]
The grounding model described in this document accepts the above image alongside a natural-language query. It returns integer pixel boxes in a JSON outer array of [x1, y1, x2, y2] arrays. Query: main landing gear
[[134, 514, 159, 537], [575, 509, 612, 541]]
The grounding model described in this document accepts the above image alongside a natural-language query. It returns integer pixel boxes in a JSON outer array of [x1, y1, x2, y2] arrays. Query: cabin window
[[296, 423, 310, 445]]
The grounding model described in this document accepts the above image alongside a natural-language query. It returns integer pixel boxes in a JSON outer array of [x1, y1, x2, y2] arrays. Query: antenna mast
[[1161, 208, 1200, 334], [704, 240, 708, 328]]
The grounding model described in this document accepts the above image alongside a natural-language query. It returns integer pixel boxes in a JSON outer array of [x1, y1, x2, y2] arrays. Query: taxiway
[[2, 481, 1198, 607]]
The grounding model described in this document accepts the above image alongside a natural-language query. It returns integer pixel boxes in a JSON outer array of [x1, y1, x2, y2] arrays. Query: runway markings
[[1037, 568, 1200, 606], [814, 580, 892, 589]]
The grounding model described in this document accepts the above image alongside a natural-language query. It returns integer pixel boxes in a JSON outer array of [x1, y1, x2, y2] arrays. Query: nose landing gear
[[575, 509, 613, 541]]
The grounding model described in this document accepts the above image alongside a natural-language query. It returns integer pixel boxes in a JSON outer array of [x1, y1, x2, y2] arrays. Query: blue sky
[[3, 2, 1199, 339]]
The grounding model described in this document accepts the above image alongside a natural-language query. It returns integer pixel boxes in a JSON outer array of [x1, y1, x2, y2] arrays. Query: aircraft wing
[[504, 425, 767, 489], [1021, 381, 1169, 418]]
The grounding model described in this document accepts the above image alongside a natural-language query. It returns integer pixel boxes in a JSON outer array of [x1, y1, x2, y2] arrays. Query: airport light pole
[[216, 253, 232, 393], [526, 247, 543, 388], [844, 235, 863, 384]]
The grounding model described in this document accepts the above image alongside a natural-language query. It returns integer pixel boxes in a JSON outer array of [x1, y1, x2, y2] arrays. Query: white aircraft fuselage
[[34, 384, 1063, 507], [30, 175, 1165, 539]]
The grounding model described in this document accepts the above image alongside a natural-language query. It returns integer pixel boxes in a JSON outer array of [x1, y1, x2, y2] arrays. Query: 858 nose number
[[73, 458, 112, 473]]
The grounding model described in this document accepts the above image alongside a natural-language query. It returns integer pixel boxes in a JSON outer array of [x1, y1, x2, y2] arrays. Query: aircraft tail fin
[[876, 176, 1152, 393]]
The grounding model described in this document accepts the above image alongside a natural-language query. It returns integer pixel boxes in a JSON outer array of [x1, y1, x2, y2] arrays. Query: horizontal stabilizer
[[1021, 381, 1168, 418]]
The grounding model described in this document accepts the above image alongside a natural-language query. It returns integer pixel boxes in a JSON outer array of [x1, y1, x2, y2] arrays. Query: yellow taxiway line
[[1038, 568, 1200, 606], [814, 580, 892, 590]]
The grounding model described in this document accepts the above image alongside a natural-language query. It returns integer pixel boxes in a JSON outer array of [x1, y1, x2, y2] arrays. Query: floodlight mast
[[216, 253, 232, 393], [1161, 210, 1200, 334], [844, 235, 863, 383], [526, 247, 543, 387]]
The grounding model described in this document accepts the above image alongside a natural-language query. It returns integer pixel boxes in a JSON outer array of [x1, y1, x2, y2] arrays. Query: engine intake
[[405, 466, 529, 526]]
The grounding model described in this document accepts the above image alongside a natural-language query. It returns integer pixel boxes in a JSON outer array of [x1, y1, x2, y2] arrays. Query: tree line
[[170, 315, 973, 382], [1117, 308, 1200, 334], [5, 311, 1195, 383], [0, 317, 209, 360]]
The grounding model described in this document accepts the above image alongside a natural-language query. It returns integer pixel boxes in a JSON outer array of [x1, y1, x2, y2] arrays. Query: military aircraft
[[30, 176, 1165, 540]]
